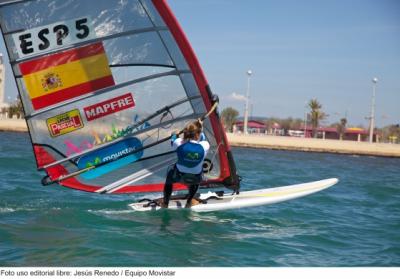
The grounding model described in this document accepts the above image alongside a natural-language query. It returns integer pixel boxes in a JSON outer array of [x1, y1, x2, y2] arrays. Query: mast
[[0, 54, 6, 110], [369, 77, 378, 143], [243, 70, 252, 134]]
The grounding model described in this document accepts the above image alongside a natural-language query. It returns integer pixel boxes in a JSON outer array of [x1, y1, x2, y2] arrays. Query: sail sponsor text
[[46, 109, 84, 137], [84, 93, 135, 121], [12, 17, 95, 59]]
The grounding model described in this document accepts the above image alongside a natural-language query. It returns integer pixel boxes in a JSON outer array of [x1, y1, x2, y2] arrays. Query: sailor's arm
[[200, 141, 210, 154]]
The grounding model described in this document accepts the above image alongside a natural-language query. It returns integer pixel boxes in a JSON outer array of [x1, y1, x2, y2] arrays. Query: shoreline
[[0, 118, 29, 132], [1, 119, 399, 158], [227, 133, 400, 158]]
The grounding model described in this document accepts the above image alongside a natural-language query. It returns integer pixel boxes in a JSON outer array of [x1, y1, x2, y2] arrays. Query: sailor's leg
[[163, 168, 175, 207], [185, 184, 199, 208]]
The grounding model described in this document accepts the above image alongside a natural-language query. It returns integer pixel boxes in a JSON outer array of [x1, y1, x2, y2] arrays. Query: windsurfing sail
[[0, 0, 240, 194]]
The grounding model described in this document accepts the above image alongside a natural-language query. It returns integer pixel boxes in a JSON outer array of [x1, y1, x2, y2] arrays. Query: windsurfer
[[161, 119, 210, 208]]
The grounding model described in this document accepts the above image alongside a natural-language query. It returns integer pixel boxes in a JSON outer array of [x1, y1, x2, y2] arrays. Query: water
[[0, 131, 399, 267]]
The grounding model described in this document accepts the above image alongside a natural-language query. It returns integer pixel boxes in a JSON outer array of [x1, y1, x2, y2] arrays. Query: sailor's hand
[[211, 94, 219, 104], [171, 132, 178, 141], [197, 118, 203, 125]]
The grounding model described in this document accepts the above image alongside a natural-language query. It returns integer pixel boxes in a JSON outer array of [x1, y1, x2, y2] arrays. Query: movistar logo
[[85, 157, 102, 168], [102, 146, 137, 162], [186, 152, 200, 160]]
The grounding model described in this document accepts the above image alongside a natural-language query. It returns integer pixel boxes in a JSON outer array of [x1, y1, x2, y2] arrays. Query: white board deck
[[128, 178, 339, 212]]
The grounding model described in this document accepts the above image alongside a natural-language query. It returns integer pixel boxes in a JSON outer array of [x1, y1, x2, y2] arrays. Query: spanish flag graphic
[[19, 42, 114, 110]]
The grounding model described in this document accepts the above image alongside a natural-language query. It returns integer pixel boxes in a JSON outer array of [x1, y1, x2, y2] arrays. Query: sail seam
[[0, 0, 35, 8]]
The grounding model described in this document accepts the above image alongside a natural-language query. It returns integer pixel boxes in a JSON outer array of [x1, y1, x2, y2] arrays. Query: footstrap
[[139, 198, 161, 208], [198, 195, 222, 204]]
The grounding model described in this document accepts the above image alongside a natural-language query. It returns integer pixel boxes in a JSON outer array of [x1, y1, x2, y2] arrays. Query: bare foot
[[159, 200, 168, 208], [191, 199, 200, 206], [185, 199, 200, 208]]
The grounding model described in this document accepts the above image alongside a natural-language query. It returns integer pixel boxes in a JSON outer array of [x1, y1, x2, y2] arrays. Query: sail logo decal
[[19, 42, 115, 110], [64, 115, 151, 157], [83, 93, 135, 121], [12, 17, 95, 59], [46, 109, 84, 137], [186, 152, 200, 160], [77, 138, 143, 180]]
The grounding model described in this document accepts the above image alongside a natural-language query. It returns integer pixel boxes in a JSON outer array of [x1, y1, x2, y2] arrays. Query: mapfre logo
[[84, 93, 135, 121], [47, 109, 84, 137]]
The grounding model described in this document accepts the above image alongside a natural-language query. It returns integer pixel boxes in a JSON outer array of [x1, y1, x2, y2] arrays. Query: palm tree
[[6, 96, 24, 119], [308, 99, 326, 138], [336, 118, 347, 140]]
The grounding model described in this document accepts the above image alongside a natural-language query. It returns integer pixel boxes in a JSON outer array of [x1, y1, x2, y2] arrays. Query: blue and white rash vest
[[171, 133, 210, 174]]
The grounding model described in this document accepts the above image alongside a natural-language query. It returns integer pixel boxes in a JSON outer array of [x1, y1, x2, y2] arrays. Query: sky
[[168, 0, 400, 128], [1, 0, 399, 128]]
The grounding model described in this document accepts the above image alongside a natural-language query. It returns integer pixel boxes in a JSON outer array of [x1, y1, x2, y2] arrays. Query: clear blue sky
[[1, 0, 399, 128], [168, 0, 400, 128]]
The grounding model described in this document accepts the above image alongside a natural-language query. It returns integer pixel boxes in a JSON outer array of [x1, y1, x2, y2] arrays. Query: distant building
[[234, 120, 266, 134], [269, 122, 284, 136], [297, 126, 378, 142], [0, 53, 9, 111]]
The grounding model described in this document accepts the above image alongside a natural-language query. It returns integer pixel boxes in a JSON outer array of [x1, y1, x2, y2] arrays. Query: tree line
[[220, 98, 400, 143], [1, 97, 24, 119], [2, 96, 399, 143], [221, 98, 327, 137]]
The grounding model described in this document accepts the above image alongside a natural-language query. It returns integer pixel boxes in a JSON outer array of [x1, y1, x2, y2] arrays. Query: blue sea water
[[0, 131, 399, 267]]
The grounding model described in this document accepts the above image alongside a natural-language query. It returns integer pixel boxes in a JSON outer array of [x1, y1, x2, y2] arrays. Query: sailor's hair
[[183, 120, 202, 140]]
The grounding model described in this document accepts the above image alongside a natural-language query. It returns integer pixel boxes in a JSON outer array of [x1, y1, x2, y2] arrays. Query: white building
[[0, 53, 9, 113]]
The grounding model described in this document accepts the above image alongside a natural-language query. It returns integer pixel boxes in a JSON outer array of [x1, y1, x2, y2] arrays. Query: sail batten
[[109, 63, 176, 69], [9, 26, 171, 65], [0, 0, 240, 194]]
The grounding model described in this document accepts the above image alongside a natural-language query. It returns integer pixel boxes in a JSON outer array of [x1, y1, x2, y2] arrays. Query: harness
[[171, 164, 202, 185]]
